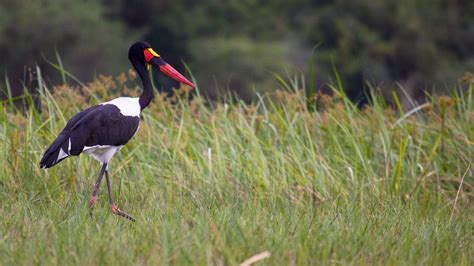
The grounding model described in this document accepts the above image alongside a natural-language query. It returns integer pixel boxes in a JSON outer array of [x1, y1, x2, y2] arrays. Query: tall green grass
[[0, 70, 472, 265]]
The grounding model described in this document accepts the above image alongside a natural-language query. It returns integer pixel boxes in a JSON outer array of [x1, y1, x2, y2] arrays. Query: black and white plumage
[[39, 99, 140, 168], [39, 41, 194, 221]]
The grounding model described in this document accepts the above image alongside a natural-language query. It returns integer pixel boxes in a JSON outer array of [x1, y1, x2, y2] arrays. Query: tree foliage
[[0, 0, 134, 96], [1, 0, 473, 100]]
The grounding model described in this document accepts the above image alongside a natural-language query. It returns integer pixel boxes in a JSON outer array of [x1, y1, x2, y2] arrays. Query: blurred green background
[[1, 0, 473, 102]]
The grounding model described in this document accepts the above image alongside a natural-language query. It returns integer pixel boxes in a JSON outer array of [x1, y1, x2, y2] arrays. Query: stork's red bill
[[144, 48, 195, 88]]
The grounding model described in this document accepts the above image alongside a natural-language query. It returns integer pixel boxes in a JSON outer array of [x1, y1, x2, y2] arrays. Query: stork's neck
[[132, 60, 154, 110]]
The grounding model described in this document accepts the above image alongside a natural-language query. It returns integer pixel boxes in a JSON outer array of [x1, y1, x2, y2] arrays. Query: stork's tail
[[39, 133, 70, 169]]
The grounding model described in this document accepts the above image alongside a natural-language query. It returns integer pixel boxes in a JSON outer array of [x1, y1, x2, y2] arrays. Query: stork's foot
[[88, 196, 97, 216], [111, 204, 136, 222]]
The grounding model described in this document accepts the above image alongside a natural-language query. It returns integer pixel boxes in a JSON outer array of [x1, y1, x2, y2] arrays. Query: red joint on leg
[[111, 204, 119, 214], [89, 196, 97, 207]]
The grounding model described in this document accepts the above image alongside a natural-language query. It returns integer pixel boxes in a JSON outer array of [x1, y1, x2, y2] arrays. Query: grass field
[[0, 72, 472, 265]]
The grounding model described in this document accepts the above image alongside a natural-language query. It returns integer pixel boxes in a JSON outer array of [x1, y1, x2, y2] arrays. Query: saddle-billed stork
[[39, 41, 194, 222]]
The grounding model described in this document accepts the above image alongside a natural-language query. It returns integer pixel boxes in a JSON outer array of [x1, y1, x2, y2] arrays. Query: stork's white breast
[[102, 97, 141, 117]]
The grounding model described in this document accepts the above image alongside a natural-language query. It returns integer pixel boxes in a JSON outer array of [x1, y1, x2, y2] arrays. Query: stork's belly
[[83, 145, 122, 164]]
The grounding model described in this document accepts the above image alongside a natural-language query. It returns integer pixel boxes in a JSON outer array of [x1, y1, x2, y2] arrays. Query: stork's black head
[[128, 41, 194, 87], [128, 41, 152, 62]]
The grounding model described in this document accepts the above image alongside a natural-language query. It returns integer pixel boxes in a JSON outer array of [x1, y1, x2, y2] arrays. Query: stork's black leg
[[89, 163, 107, 216], [105, 169, 136, 222]]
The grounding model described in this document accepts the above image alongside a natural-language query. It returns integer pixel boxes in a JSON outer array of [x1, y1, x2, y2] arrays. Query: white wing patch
[[55, 138, 72, 163], [101, 97, 141, 117], [57, 148, 68, 161]]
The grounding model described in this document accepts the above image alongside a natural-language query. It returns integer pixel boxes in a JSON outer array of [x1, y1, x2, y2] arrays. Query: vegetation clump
[[0, 72, 472, 264]]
